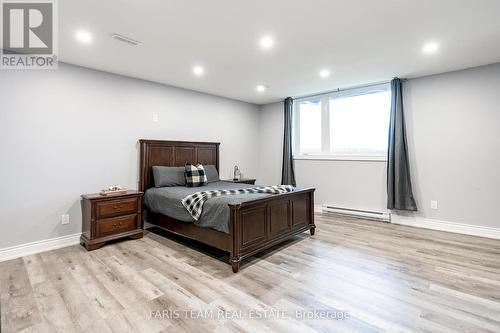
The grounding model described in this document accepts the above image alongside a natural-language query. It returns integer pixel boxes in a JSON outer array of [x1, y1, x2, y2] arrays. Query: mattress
[[143, 181, 272, 233]]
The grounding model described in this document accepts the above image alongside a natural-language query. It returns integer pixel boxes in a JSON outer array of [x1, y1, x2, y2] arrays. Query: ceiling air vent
[[110, 33, 141, 46]]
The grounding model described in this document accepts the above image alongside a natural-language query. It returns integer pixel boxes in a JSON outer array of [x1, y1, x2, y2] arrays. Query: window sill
[[293, 155, 387, 162]]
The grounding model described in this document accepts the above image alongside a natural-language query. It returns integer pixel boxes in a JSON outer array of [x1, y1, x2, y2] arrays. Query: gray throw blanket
[[181, 185, 294, 220]]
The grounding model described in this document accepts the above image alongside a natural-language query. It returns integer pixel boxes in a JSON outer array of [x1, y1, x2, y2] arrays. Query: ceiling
[[60, 0, 500, 105]]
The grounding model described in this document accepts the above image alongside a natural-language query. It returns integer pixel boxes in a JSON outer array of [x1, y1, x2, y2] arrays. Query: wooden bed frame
[[139, 139, 315, 273]]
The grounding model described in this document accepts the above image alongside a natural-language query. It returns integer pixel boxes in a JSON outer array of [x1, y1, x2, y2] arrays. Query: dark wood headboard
[[139, 140, 220, 192]]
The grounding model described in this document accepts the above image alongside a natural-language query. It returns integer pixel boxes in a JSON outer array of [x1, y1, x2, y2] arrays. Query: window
[[297, 99, 321, 154], [293, 84, 391, 160]]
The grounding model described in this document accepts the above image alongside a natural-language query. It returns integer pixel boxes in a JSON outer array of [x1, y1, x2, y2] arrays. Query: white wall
[[258, 63, 500, 229], [404, 63, 500, 228], [257, 102, 284, 186], [0, 63, 261, 249], [294, 159, 387, 213]]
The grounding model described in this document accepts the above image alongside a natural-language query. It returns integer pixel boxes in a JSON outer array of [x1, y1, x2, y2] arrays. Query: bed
[[139, 139, 316, 273]]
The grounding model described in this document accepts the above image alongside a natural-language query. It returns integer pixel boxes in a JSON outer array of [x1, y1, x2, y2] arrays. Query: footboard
[[228, 188, 315, 272]]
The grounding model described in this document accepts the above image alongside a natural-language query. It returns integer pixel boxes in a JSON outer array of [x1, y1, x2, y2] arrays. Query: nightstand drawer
[[96, 214, 137, 238], [96, 198, 138, 218]]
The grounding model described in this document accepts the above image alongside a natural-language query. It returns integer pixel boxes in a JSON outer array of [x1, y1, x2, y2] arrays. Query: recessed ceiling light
[[422, 42, 439, 55], [319, 69, 331, 78], [256, 85, 267, 92], [75, 30, 92, 44], [259, 36, 274, 50], [193, 65, 204, 76]]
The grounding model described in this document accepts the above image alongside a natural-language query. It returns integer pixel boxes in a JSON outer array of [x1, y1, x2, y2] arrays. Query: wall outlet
[[430, 200, 438, 210], [152, 113, 159, 122], [61, 214, 70, 225]]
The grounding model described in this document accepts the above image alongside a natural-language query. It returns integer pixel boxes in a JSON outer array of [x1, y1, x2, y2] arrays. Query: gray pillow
[[152, 166, 186, 187], [204, 165, 220, 183]]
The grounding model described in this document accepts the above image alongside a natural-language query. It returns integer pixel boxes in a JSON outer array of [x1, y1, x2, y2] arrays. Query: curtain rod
[[292, 78, 406, 100]]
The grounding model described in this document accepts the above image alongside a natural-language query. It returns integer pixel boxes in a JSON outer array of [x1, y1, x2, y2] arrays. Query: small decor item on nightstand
[[100, 185, 127, 196], [233, 165, 241, 181]]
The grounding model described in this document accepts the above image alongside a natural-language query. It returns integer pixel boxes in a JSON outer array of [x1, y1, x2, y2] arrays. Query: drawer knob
[[113, 204, 123, 210]]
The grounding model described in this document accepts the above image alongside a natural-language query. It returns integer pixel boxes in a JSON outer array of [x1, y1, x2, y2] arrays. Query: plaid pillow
[[184, 163, 208, 187]]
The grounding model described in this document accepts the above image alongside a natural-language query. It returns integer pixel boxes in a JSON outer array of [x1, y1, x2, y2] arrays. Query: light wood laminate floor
[[1, 213, 500, 333]]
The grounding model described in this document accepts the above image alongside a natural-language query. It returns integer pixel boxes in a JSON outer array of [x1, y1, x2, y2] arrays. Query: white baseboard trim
[[391, 215, 500, 240], [317, 205, 500, 240], [0, 233, 82, 262], [314, 204, 323, 213], [144, 221, 155, 229]]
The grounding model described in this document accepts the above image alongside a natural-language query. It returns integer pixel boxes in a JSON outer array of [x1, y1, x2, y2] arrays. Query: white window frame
[[293, 83, 390, 162]]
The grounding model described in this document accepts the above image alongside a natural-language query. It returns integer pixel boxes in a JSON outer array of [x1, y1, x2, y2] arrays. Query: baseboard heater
[[322, 205, 391, 222]]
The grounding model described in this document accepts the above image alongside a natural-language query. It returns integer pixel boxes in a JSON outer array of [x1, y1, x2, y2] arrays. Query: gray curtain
[[281, 97, 296, 186], [387, 78, 417, 211]]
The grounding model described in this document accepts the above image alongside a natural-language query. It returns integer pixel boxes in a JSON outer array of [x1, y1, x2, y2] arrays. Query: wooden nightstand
[[222, 178, 256, 185], [80, 190, 144, 251]]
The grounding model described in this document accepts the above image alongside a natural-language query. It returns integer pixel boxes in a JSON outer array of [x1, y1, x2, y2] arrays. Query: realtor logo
[[1, 0, 58, 69]]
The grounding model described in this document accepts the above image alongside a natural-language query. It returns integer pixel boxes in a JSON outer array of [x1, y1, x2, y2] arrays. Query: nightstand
[[80, 190, 143, 251], [222, 178, 256, 185]]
